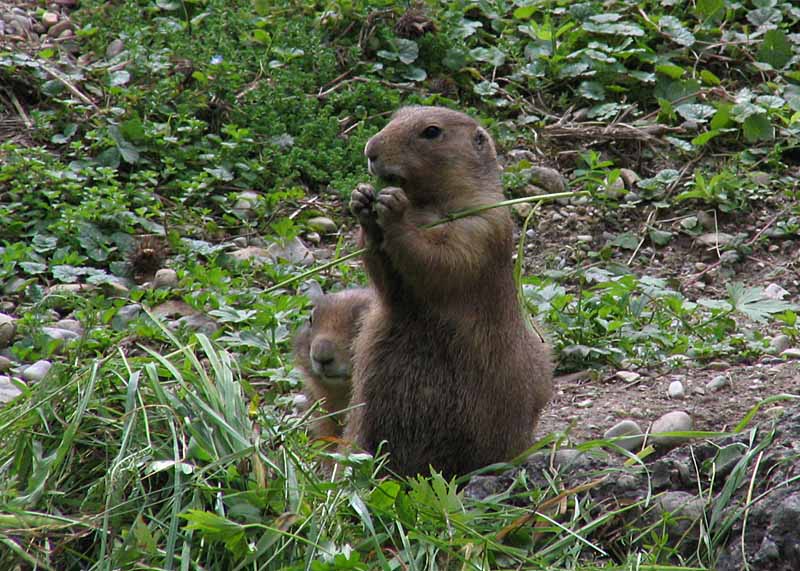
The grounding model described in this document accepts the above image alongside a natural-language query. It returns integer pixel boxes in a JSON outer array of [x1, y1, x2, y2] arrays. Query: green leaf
[[676, 103, 716, 123], [659, 16, 695, 47], [655, 64, 685, 79], [109, 70, 130, 86], [649, 229, 673, 246], [700, 69, 721, 86], [742, 113, 773, 142], [610, 232, 639, 250], [691, 129, 721, 146], [578, 81, 605, 101], [727, 283, 797, 323], [402, 66, 427, 82], [710, 103, 732, 129], [757, 29, 792, 69], [513, 5, 537, 19], [696, 0, 724, 20], [395, 39, 419, 65]]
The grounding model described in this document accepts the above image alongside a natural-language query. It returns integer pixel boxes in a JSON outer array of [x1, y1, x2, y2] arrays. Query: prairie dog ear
[[472, 127, 495, 156], [300, 280, 324, 304]]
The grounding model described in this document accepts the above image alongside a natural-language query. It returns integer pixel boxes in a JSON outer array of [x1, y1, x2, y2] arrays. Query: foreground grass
[[1, 328, 786, 570]]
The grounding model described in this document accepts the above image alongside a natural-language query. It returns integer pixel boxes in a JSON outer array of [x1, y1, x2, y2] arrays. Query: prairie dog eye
[[420, 125, 442, 139]]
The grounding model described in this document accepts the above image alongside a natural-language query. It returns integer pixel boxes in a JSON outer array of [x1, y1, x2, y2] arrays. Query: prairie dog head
[[293, 288, 373, 387], [364, 106, 500, 202]]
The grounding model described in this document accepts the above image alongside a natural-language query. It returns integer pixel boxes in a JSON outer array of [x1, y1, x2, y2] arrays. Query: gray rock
[[306, 216, 338, 234], [230, 246, 271, 264], [764, 283, 790, 300], [528, 166, 567, 194], [153, 268, 178, 289], [54, 318, 83, 336], [616, 371, 641, 383], [780, 348, 800, 359], [232, 191, 260, 218], [22, 360, 52, 383], [650, 411, 693, 448], [42, 11, 59, 27], [106, 38, 125, 58], [304, 231, 321, 245], [768, 335, 791, 355], [0, 313, 16, 348], [619, 168, 640, 188], [706, 375, 730, 392], [695, 232, 735, 247], [653, 491, 706, 541], [47, 19, 72, 38], [168, 314, 219, 336], [603, 419, 644, 451], [0, 356, 12, 372], [668, 380, 685, 399], [113, 304, 142, 330], [41, 327, 80, 345], [0, 376, 23, 404], [266, 237, 314, 267]]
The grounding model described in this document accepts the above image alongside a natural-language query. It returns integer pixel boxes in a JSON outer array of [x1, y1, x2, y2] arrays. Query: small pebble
[[22, 359, 52, 383], [668, 380, 685, 399], [0, 313, 16, 348], [106, 38, 125, 58], [41, 327, 79, 343], [305, 231, 321, 245], [0, 376, 23, 404], [0, 356, 12, 372], [768, 335, 791, 355], [616, 371, 641, 383], [603, 419, 644, 451], [650, 411, 693, 447], [780, 348, 800, 359], [306, 216, 338, 234], [42, 11, 59, 27], [575, 399, 594, 408], [54, 318, 83, 336], [706, 375, 729, 392], [576, 234, 593, 243]]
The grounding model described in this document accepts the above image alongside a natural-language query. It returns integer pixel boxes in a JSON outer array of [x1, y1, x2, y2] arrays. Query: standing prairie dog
[[293, 287, 373, 440], [345, 106, 553, 478]]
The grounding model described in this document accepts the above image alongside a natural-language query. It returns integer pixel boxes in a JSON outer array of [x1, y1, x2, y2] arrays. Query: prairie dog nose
[[311, 339, 335, 364]]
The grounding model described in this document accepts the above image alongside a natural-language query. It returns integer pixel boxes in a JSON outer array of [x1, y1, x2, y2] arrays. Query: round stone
[[0, 313, 16, 348], [668, 380, 685, 399], [22, 359, 52, 383], [603, 419, 644, 451], [650, 411, 693, 448]]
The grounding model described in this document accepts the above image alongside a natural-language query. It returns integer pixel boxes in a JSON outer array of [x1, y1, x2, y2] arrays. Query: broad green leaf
[[696, 0, 724, 20], [700, 69, 721, 85], [395, 39, 418, 65], [655, 64, 685, 79], [757, 29, 792, 69], [710, 103, 732, 129], [659, 16, 695, 47], [402, 66, 427, 82], [109, 70, 130, 86], [513, 5, 536, 19], [578, 81, 605, 101], [649, 229, 673, 246], [742, 113, 773, 142], [747, 7, 782, 27], [676, 103, 716, 122], [691, 129, 721, 146], [727, 283, 797, 322]]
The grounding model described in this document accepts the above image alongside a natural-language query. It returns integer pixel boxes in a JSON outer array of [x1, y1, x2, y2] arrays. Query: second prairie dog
[[345, 106, 553, 479], [293, 287, 373, 440]]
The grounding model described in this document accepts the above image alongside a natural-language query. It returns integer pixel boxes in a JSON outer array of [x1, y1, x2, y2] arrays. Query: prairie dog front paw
[[375, 187, 409, 228], [350, 183, 376, 227]]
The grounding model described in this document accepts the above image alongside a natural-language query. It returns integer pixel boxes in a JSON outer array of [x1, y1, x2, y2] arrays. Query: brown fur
[[293, 288, 373, 440], [345, 106, 553, 478]]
